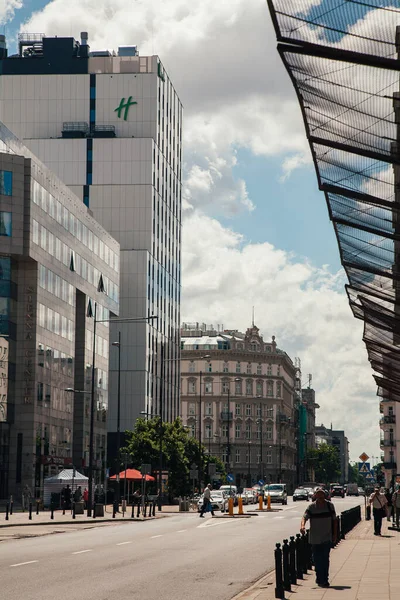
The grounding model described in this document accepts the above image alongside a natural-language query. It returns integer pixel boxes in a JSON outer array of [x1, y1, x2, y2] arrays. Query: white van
[[219, 485, 238, 506]]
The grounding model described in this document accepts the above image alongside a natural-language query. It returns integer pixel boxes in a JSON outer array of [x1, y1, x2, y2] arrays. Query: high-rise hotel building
[[0, 33, 182, 451]]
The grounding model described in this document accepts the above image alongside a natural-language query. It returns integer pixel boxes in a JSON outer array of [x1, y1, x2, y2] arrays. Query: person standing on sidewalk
[[199, 484, 215, 518], [369, 486, 387, 536], [392, 488, 400, 528], [300, 487, 337, 588]]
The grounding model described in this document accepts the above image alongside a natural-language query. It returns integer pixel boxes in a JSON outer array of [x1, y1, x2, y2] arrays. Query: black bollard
[[136, 502, 140, 518], [131, 503, 135, 519], [9, 500, 13, 515], [295, 534, 303, 580], [306, 530, 313, 570], [282, 539, 291, 592], [5, 503, 9, 521], [72, 502, 76, 519], [62, 501, 66, 516], [366, 505, 371, 521], [289, 536, 297, 585], [144, 503, 147, 518], [274, 543, 284, 599], [152, 501, 156, 517], [93, 504, 96, 519], [29, 502, 32, 520], [36, 500, 39, 515], [301, 532, 308, 574], [337, 515, 342, 544], [113, 502, 116, 518]]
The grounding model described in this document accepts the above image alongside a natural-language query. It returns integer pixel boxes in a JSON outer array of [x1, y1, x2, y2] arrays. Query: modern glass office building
[[0, 33, 182, 456], [0, 122, 119, 498]]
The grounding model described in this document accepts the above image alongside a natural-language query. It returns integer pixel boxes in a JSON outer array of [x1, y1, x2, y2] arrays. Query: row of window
[[39, 264, 75, 307], [33, 219, 119, 303], [188, 403, 275, 418], [38, 343, 73, 376], [188, 361, 281, 376], [38, 303, 74, 341], [32, 179, 119, 273], [186, 380, 282, 397], [183, 343, 273, 353], [0, 170, 12, 196]]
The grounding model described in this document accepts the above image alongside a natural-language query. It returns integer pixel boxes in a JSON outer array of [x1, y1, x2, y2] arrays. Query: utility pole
[[158, 342, 164, 511]]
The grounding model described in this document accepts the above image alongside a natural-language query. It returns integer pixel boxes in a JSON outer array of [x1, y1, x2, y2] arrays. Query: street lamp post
[[111, 331, 121, 506], [247, 441, 252, 487]]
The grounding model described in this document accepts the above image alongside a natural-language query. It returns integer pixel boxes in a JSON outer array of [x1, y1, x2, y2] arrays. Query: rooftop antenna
[[252, 306, 255, 327]]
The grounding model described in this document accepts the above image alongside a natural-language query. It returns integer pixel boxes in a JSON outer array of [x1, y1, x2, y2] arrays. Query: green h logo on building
[[114, 96, 137, 121]]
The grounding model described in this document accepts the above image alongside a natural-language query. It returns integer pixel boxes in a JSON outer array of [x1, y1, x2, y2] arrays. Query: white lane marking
[[177, 529, 187, 533], [10, 560, 38, 568], [151, 535, 163, 539], [72, 549, 93, 554], [197, 518, 243, 529], [116, 541, 132, 546], [273, 516, 285, 519]]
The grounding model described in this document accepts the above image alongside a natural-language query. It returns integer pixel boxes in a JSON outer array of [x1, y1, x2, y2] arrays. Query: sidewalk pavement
[[233, 517, 400, 600]]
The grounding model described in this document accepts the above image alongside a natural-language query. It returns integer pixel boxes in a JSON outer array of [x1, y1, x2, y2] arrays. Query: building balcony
[[220, 411, 233, 422], [380, 439, 396, 448], [380, 415, 396, 425], [383, 461, 397, 470]]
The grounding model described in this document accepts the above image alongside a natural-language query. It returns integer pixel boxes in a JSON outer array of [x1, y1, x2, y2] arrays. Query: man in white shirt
[[199, 484, 215, 518], [369, 486, 387, 536]]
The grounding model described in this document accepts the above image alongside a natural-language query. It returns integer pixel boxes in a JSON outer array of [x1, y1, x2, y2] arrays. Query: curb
[[0, 516, 163, 528]]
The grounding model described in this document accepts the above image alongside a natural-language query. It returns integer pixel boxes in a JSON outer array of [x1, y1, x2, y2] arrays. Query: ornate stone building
[[180, 323, 297, 490]]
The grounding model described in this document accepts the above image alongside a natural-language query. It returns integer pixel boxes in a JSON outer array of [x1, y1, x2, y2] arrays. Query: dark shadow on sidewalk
[[329, 586, 351, 590], [380, 535, 394, 538]]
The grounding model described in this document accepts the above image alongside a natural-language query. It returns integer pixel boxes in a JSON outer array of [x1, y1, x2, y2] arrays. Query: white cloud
[[182, 211, 380, 460], [0, 0, 22, 24]]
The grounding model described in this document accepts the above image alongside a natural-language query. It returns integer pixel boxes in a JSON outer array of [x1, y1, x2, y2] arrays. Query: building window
[[256, 382, 263, 396], [246, 424, 251, 439], [235, 403, 241, 416], [277, 365, 281, 376], [222, 381, 229, 394], [235, 380, 242, 395], [267, 364, 272, 376], [246, 404, 252, 417], [37, 382, 43, 402], [256, 405, 261, 418], [0, 171, 12, 196], [265, 346, 272, 353], [256, 426, 261, 440], [257, 452, 261, 464], [223, 362, 229, 373], [266, 450, 272, 464], [222, 403, 229, 413], [235, 424, 241, 439], [205, 424, 212, 439], [205, 362, 212, 373], [0, 212, 12, 236], [246, 448, 251, 463], [276, 382, 281, 397], [189, 361, 195, 373], [247, 363, 252, 374], [189, 424, 195, 437], [222, 451, 228, 464], [267, 407, 273, 418], [205, 381, 213, 394], [188, 402, 196, 416], [235, 449, 241, 464], [389, 406, 394, 416], [205, 402, 212, 416], [267, 381, 273, 397], [222, 424, 228, 438], [188, 380, 196, 394], [251, 343, 258, 352], [236, 362, 241, 373], [257, 364, 262, 375], [246, 380, 253, 396], [266, 426, 272, 440]]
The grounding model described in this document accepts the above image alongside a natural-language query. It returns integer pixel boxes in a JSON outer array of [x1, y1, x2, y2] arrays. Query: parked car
[[358, 487, 365, 496], [303, 487, 314, 500], [293, 488, 309, 501], [242, 488, 257, 504], [264, 483, 288, 505], [197, 490, 229, 513], [331, 485, 345, 498]]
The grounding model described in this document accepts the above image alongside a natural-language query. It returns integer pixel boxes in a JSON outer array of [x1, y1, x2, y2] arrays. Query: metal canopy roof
[[266, 0, 400, 403]]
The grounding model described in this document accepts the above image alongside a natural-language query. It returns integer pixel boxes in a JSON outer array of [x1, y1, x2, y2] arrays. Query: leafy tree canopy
[[306, 444, 341, 485]]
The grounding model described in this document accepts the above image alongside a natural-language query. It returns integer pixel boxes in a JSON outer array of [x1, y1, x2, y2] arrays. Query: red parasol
[[110, 468, 155, 482]]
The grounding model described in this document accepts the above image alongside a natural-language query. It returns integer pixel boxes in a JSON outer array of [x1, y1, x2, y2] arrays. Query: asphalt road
[[0, 496, 363, 600]]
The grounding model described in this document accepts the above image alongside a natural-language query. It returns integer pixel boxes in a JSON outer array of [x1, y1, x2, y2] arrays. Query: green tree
[[306, 445, 341, 485], [348, 463, 364, 486], [122, 417, 225, 498]]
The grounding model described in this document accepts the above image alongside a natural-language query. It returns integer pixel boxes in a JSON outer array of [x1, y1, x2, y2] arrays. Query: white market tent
[[43, 469, 88, 507]]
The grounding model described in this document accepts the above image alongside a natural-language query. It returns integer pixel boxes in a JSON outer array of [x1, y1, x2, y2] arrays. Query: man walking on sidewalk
[[369, 486, 387, 535], [300, 487, 337, 588], [199, 484, 215, 518], [392, 488, 400, 528]]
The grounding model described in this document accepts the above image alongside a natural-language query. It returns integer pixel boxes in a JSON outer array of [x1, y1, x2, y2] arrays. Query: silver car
[[264, 483, 288, 505], [197, 491, 229, 512]]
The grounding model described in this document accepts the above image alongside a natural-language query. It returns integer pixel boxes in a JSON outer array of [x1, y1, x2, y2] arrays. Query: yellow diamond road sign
[[359, 452, 369, 463]]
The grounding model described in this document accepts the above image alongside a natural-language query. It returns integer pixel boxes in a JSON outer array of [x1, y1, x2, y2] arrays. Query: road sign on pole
[[359, 452, 369, 463], [227, 473, 234, 483], [258, 479, 265, 487], [358, 462, 371, 473]]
